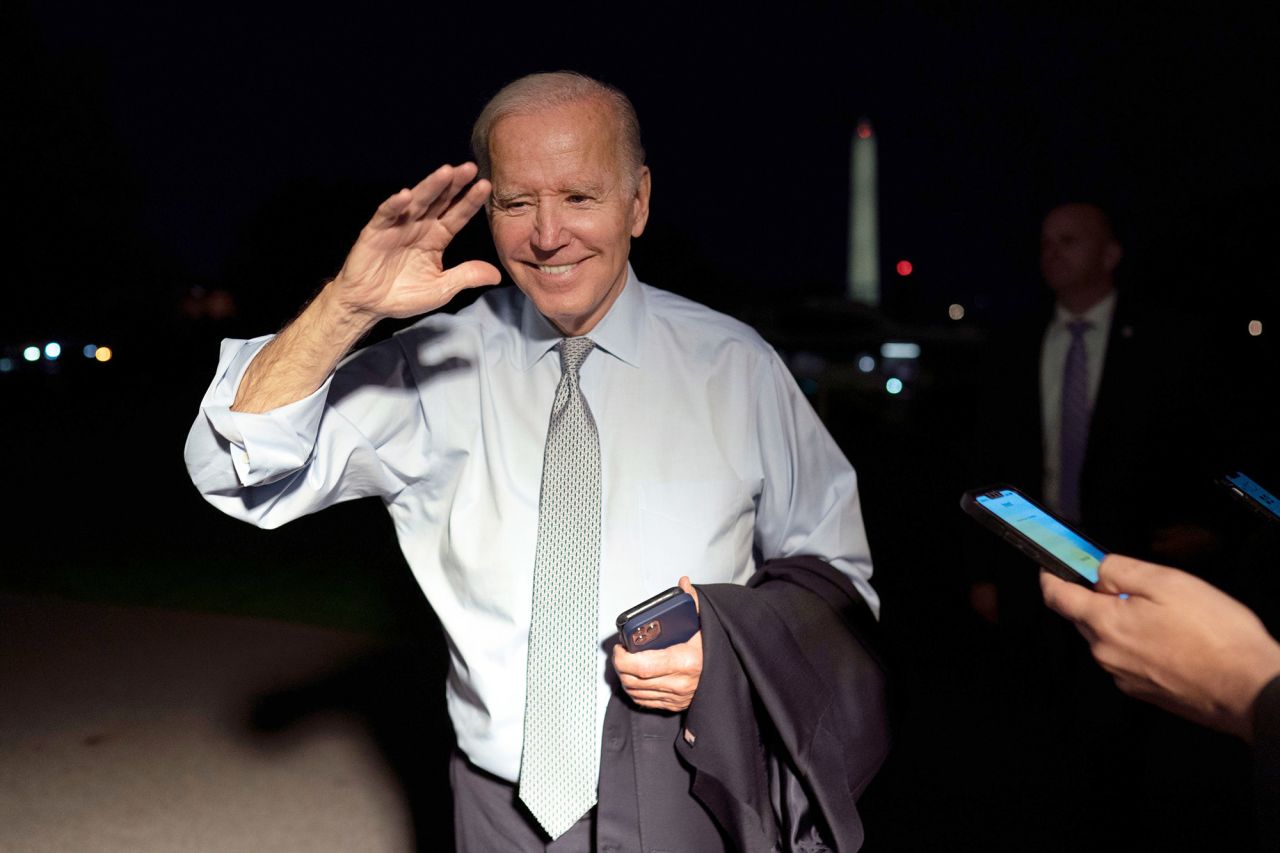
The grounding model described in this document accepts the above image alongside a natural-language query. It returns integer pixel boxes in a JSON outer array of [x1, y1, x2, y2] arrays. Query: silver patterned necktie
[[519, 337, 601, 840]]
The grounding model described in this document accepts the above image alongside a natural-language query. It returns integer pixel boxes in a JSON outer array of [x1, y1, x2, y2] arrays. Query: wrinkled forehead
[[488, 102, 627, 188]]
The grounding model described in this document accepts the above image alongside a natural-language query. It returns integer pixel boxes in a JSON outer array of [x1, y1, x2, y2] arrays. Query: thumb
[[444, 260, 503, 295], [1040, 569, 1097, 621], [1095, 553, 1158, 596], [678, 575, 700, 613]]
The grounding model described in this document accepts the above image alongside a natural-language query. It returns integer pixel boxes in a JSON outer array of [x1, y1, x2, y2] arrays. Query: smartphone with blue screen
[[1217, 471, 1280, 526], [961, 485, 1107, 588]]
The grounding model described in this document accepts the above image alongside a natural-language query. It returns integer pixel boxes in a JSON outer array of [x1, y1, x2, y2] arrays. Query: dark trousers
[[452, 692, 730, 853]]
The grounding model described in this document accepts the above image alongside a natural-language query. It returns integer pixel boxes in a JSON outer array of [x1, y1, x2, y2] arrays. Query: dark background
[[4, 2, 1279, 849]]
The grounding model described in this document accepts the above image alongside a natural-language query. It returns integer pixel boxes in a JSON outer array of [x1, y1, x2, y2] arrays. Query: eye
[[567, 194, 592, 204]]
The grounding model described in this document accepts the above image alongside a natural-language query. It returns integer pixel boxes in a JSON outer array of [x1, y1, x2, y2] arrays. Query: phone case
[[616, 587, 700, 652], [960, 484, 1104, 589], [1216, 471, 1280, 526]]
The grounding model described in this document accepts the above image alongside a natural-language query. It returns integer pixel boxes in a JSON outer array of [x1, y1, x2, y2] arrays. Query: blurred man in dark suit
[[963, 201, 1253, 851]]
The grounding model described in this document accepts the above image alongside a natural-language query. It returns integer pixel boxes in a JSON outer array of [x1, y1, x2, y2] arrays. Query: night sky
[[9, 3, 1279, 345]]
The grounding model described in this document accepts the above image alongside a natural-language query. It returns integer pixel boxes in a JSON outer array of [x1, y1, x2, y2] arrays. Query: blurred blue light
[[23, 346, 40, 362], [886, 378, 904, 395], [83, 344, 98, 358], [0, 358, 13, 373], [857, 355, 876, 373], [880, 342, 921, 360], [44, 342, 62, 360]]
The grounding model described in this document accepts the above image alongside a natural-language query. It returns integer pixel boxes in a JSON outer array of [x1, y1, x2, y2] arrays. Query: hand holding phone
[[961, 485, 1107, 588], [616, 586, 701, 652]]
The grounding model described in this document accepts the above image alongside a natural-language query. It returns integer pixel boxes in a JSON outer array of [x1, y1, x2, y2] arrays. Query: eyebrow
[[491, 182, 610, 204]]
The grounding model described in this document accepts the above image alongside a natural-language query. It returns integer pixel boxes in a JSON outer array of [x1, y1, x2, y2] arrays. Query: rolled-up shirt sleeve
[[184, 334, 422, 529]]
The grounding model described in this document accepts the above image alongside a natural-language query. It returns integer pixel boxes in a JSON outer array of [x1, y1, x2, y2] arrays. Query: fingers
[[678, 576, 700, 613], [611, 630, 702, 712], [614, 661, 699, 712], [371, 187, 414, 226], [377, 162, 483, 227], [612, 635, 702, 680], [404, 163, 468, 219], [418, 163, 478, 222], [1040, 569, 1098, 622], [1095, 553, 1159, 596], [364, 165, 490, 256], [437, 178, 492, 236]]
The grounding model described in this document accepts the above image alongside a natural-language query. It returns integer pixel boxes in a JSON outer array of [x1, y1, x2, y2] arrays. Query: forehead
[[488, 100, 623, 189], [1042, 205, 1108, 239]]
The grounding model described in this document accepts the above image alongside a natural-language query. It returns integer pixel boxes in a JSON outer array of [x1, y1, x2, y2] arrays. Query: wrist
[[314, 280, 381, 342], [1242, 652, 1280, 743]]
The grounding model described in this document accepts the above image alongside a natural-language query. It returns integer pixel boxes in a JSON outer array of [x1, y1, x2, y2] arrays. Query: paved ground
[[0, 593, 454, 853]]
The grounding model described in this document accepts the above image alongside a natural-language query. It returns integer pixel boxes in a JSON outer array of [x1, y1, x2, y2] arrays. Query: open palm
[[334, 162, 502, 320]]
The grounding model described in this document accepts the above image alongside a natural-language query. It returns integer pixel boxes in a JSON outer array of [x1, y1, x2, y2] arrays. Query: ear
[[630, 166, 652, 238]]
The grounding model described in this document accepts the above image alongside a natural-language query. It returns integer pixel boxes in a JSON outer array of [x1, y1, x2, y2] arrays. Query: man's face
[[1039, 204, 1121, 301], [487, 99, 651, 336]]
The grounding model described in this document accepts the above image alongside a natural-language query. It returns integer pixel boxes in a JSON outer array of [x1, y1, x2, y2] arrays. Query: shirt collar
[[1053, 288, 1117, 330], [517, 264, 645, 370]]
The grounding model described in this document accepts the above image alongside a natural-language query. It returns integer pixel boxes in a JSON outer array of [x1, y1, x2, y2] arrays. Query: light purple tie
[[1059, 319, 1091, 521]]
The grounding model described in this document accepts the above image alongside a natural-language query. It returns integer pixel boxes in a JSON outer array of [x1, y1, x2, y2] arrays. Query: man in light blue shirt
[[185, 71, 876, 850]]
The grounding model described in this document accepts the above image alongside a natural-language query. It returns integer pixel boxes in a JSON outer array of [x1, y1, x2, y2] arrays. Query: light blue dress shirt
[[185, 266, 877, 782], [1039, 289, 1117, 515]]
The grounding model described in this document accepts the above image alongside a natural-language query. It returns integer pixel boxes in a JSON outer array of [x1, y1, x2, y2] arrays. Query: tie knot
[[1067, 319, 1091, 338], [559, 337, 595, 375]]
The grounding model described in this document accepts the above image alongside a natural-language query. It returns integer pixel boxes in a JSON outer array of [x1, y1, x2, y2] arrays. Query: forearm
[[232, 283, 379, 413]]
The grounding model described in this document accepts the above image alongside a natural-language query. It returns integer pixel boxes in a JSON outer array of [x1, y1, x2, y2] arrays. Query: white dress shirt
[[1039, 289, 1117, 514], [184, 266, 877, 783]]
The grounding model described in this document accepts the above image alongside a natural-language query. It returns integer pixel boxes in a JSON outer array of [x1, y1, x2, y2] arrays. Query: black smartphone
[[1217, 470, 1280, 526], [960, 485, 1107, 589], [616, 587, 700, 652]]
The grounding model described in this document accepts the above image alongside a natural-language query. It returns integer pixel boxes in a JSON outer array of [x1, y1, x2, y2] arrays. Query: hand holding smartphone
[[616, 586, 700, 652], [961, 485, 1107, 588]]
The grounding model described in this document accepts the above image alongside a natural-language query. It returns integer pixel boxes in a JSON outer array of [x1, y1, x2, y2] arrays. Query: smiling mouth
[[533, 262, 578, 276]]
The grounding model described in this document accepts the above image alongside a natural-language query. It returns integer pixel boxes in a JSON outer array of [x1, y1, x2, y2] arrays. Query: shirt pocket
[[638, 479, 759, 587]]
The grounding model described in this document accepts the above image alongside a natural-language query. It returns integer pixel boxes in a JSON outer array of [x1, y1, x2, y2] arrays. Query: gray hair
[[470, 71, 645, 186]]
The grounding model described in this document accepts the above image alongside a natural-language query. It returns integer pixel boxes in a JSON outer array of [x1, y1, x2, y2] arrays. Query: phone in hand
[[961, 485, 1107, 589], [616, 586, 700, 652], [1216, 470, 1280, 526]]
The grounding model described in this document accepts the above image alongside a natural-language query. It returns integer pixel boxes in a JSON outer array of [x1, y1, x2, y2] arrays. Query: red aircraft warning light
[[896, 260, 913, 277]]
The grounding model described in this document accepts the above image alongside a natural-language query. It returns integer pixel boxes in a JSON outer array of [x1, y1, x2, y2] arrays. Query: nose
[[533, 204, 566, 252]]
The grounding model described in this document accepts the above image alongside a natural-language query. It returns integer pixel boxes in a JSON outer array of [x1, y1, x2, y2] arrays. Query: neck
[[1058, 282, 1114, 316]]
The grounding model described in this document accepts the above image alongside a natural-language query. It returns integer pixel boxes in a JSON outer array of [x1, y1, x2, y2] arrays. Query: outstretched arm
[[1041, 554, 1280, 741], [232, 162, 502, 413]]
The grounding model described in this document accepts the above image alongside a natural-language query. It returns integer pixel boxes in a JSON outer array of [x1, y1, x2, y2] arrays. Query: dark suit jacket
[[1254, 674, 1280, 852], [972, 291, 1225, 557], [676, 557, 890, 852]]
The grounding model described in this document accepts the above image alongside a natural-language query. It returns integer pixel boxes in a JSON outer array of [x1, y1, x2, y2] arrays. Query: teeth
[[537, 263, 576, 275]]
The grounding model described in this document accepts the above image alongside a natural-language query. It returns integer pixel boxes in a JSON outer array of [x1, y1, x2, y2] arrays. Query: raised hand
[[231, 163, 501, 414], [332, 162, 502, 321]]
